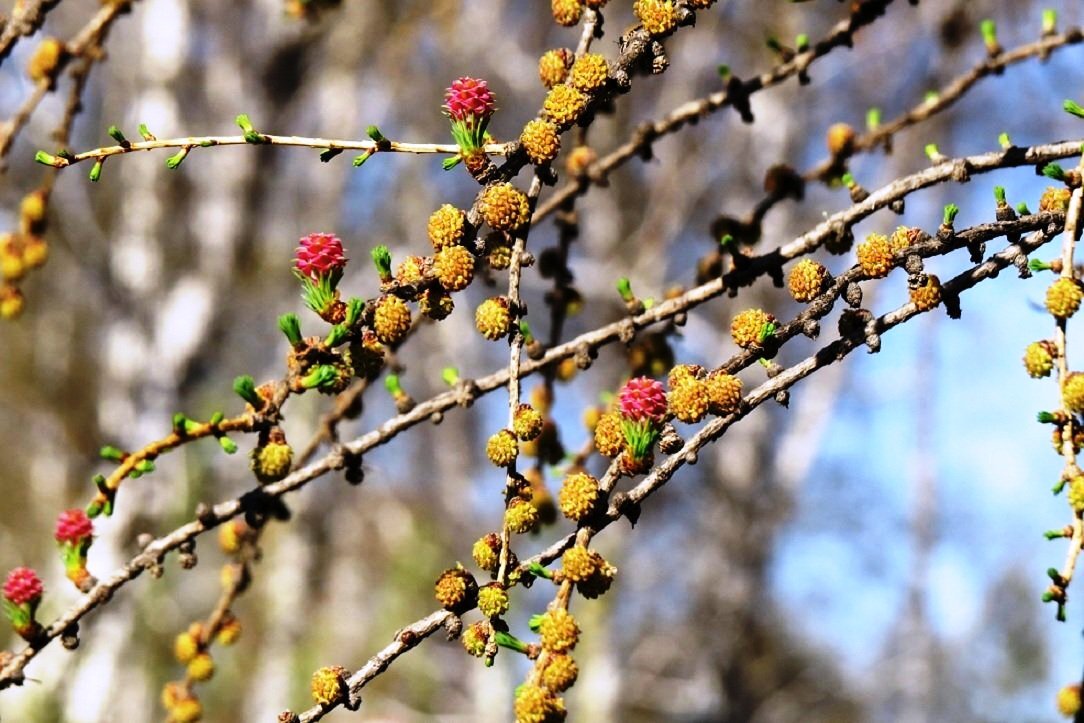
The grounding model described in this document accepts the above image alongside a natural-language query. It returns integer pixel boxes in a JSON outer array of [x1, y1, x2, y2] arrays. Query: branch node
[[951, 159, 972, 183], [194, 503, 217, 528], [60, 622, 80, 651], [649, 40, 669, 75], [659, 423, 683, 454], [610, 491, 641, 526], [441, 613, 463, 640], [454, 379, 479, 408], [844, 281, 863, 308], [574, 342, 596, 370], [903, 254, 925, 275], [327, 443, 347, 471]]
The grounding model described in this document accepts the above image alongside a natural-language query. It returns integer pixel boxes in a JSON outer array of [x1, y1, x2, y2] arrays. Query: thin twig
[[42, 135, 516, 169], [574, 8, 601, 57], [855, 30, 1084, 156]]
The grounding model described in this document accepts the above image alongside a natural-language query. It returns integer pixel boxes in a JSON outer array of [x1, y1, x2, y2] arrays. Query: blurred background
[[1, 0, 1084, 720]]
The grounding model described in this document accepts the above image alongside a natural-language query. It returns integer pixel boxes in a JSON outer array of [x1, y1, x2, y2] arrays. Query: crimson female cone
[[293, 233, 348, 319], [3, 566, 43, 640], [444, 77, 496, 154], [617, 376, 668, 460], [55, 508, 95, 591]]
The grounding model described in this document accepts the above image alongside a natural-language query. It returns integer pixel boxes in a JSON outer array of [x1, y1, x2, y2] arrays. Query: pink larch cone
[[443, 77, 496, 122], [55, 509, 93, 545], [3, 567, 43, 606], [294, 233, 347, 282], [617, 377, 668, 424]]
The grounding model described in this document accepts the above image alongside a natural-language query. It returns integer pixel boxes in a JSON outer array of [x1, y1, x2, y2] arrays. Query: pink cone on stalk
[[293, 233, 349, 319], [3, 566, 44, 640], [55, 509, 96, 592], [618, 377, 668, 424], [294, 233, 347, 283], [616, 377, 669, 461], [444, 77, 497, 155]]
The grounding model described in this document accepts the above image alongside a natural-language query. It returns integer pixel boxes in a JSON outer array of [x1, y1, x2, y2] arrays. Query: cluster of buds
[[174, 623, 216, 681], [1026, 190, 1084, 445], [165, 564, 245, 716], [173, 613, 238, 674], [1021, 175, 1084, 632], [452, 393, 621, 713], [1030, 268, 1084, 502], [55, 509, 95, 592], [487, 401, 557, 469], [1, 191, 51, 320], [856, 227, 914, 279], [667, 364, 743, 424], [458, 552, 603, 717], [165, 523, 251, 717], [514, 606, 582, 719], [383, 84, 537, 343], [557, 545, 616, 599], [280, 82, 533, 362], [161, 681, 202, 723]]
